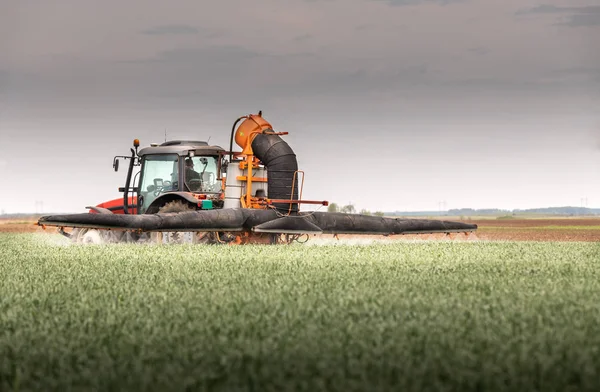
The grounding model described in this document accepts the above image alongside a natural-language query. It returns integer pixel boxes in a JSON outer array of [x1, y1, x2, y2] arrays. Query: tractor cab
[[112, 139, 227, 215]]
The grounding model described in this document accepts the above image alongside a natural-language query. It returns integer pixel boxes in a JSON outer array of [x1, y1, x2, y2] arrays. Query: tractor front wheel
[[81, 229, 104, 244], [151, 200, 204, 244]]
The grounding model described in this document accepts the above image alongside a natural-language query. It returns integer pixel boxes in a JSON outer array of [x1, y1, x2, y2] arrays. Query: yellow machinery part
[[234, 114, 273, 155]]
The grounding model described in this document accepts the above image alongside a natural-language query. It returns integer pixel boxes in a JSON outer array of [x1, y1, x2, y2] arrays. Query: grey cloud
[[563, 13, 600, 27], [374, 0, 464, 6], [105, 45, 320, 106], [443, 72, 600, 96], [516, 5, 600, 15], [550, 67, 600, 77], [0, 70, 8, 87], [119, 44, 317, 68], [157, 46, 265, 63], [467, 47, 488, 56], [292, 34, 312, 42], [546, 67, 600, 87], [2, 0, 599, 121], [516, 4, 600, 27], [320, 65, 594, 97], [7, 49, 597, 114], [267, 65, 598, 98], [135, 62, 435, 106], [119, 45, 269, 65], [261, 63, 433, 98], [446, 77, 555, 91], [141, 24, 200, 35]]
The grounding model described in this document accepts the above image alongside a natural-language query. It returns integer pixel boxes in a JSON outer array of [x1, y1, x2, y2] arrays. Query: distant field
[[462, 218, 600, 242], [1, 233, 600, 391]]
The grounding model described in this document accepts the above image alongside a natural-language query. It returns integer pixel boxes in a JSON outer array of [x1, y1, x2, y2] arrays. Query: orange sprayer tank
[[234, 114, 273, 151]]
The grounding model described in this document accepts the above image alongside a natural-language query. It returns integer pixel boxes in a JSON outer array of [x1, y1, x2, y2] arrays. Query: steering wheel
[[153, 180, 173, 196]]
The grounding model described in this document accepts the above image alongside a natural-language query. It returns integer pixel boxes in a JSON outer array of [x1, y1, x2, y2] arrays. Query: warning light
[[133, 139, 140, 147]]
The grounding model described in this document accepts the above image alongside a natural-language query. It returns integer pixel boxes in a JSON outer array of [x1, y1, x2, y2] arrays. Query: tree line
[[327, 203, 385, 217]]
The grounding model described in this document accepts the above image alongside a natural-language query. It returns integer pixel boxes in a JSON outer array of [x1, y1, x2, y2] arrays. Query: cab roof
[[138, 140, 225, 157]]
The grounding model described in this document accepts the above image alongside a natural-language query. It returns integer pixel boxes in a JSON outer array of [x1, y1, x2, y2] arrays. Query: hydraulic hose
[[229, 115, 248, 161]]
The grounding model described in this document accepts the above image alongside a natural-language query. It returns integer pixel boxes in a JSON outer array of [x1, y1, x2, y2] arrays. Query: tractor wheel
[[81, 229, 104, 244], [71, 228, 98, 244], [152, 200, 199, 244], [70, 228, 84, 243]]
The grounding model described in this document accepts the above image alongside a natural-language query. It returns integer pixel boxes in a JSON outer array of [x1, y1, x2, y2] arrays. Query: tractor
[[66, 112, 328, 245], [69, 139, 230, 244]]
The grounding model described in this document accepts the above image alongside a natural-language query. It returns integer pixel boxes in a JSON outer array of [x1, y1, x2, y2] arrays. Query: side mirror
[[113, 158, 119, 172]]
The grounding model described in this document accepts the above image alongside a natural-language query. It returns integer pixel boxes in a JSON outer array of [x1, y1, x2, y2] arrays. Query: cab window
[[139, 154, 179, 213]]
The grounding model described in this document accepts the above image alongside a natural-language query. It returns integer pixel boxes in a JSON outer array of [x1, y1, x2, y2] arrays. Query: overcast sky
[[1, 0, 599, 214]]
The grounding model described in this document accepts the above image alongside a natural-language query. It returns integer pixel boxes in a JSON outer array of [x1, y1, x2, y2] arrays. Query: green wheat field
[[1, 233, 600, 391]]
